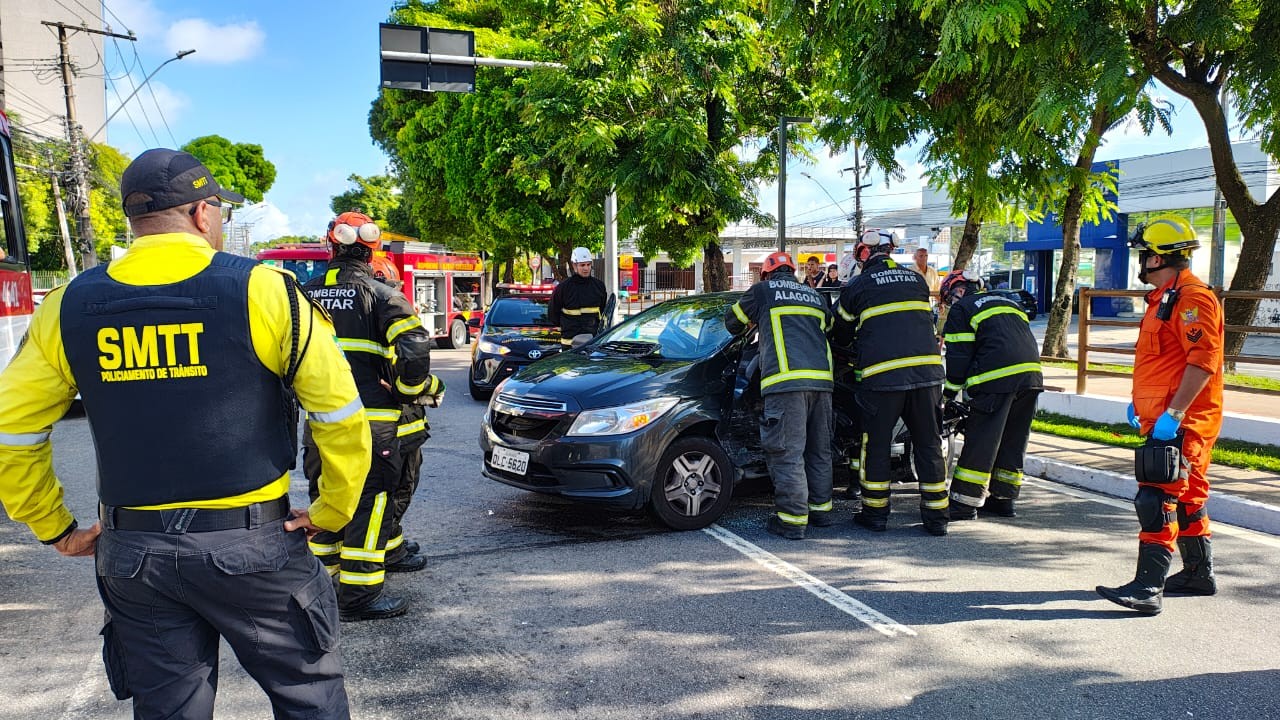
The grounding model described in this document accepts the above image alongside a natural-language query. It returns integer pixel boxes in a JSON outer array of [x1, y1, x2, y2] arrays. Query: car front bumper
[[478, 408, 680, 511]]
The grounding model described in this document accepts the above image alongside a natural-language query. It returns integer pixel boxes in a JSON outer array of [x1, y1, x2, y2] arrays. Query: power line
[[108, 38, 160, 145], [132, 45, 178, 146], [103, 75, 150, 146]]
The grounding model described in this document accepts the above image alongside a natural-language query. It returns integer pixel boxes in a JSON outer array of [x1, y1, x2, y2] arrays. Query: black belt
[[100, 496, 290, 533]]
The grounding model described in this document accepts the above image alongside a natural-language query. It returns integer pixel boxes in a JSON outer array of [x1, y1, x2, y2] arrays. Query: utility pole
[[1210, 191, 1227, 289], [43, 21, 136, 270], [776, 115, 811, 253], [844, 143, 871, 236]]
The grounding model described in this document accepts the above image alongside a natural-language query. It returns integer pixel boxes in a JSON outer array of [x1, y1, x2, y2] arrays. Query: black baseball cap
[[120, 148, 245, 218]]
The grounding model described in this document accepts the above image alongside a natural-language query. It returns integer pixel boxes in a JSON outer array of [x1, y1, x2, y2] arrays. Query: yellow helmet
[[1128, 215, 1199, 255]]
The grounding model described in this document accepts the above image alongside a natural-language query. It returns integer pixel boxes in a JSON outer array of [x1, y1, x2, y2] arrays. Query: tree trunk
[[552, 241, 572, 281], [1135, 43, 1280, 364], [951, 196, 983, 271], [702, 241, 729, 291], [503, 257, 515, 284], [1043, 100, 1112, 358]]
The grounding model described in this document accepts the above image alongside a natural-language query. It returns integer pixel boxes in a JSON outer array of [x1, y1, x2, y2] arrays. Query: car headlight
[[567, 397, 679, 437], [477, 338, 510, 355]]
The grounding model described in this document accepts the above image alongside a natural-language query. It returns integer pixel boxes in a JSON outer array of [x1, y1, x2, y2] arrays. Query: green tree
[[371, 1, 596, 276], [330, 173, 414, 236], [87, 141, 130, 259], [180, 135, 277, 203], [527, 0, 796, 290], [1123, 0, 1280, 360]]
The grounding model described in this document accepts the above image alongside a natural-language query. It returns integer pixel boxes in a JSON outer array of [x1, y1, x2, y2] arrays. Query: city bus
[[0, 109, 33, 372]]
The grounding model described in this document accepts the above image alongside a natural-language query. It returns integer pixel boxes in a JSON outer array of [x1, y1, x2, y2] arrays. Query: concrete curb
[[1025, 453, 1280, 536]]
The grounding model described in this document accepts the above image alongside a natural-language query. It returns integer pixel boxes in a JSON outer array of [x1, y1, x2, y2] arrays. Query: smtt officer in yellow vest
[[0, 148, 371, 719]]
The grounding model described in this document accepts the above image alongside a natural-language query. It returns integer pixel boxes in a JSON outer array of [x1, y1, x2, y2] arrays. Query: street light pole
[[87, 49, 196, 142]]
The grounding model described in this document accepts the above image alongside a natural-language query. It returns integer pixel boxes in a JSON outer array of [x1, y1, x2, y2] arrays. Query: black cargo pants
[[304, 418, 403, 611], [857, 384, 949, 524], [386, 404, 428, 564], [96, 520, 349, 719], [950, 387, 1041, 506]]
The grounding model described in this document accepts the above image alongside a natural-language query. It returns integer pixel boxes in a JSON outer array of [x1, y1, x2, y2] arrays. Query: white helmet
[[571, 247, 593, 263], [860, 229, 899, 248], [837, 251, 858, 282]]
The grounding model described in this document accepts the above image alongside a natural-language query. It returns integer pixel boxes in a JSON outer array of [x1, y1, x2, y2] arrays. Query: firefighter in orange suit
[[1097, 216, 1224, 615]]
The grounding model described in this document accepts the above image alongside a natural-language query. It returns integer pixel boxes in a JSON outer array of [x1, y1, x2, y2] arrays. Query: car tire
[[648, 436, 734, 531], [441, 319, 468, 349]]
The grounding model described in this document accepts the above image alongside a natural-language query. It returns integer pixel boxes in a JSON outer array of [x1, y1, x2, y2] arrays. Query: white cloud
[[234, 202, 294, 242], [102, 76, 189, 150], [165, 19, 265, 64], [103, 0, 165, 38]]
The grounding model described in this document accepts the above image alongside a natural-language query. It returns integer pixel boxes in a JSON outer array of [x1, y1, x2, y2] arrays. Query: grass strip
[[1042, 361, 1280, 393], [1032, 410, 1280, 474]]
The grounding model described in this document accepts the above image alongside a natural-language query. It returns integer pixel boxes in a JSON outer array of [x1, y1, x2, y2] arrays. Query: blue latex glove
[[1126, 402, 1140, 429], [1152, 410, 1183, 441]]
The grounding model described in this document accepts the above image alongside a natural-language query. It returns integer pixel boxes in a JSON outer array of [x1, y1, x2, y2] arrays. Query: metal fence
[[31, 270, 70, 290], [1075, 287, 1280, 395]]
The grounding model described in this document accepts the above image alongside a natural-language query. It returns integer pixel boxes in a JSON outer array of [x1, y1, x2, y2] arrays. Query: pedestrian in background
[[725, 252, 835, 539], [0, 148, 370, 718], [821, 263, 842, 288], [834, 229, 949, 536], [910, 247, 942, 301], [1098, 216, 1223, 615], [548, 247, 609, 346], [938, 269, 1043, 520], [303, 211, 440, 621]]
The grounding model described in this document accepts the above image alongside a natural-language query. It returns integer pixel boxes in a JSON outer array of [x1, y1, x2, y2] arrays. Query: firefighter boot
[[1096, 543, 1173, 615], [981, 497, 1016, 518], [1164, 536, 1217, 596], [340, 593, 410, 622]]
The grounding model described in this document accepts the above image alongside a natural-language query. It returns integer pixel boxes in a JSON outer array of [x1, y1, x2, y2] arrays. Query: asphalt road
[[3, 347, 1280, 719]]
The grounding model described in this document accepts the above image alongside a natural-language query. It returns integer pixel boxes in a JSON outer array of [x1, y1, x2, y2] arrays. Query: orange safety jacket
[[1132, 268, 1224, 439]]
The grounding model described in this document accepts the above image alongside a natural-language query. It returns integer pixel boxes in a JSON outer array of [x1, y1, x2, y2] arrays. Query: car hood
[[485, 326, 561, 345], [505, 349, 715, 411]]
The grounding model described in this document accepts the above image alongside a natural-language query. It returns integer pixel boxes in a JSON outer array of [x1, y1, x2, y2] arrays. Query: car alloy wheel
[[649, 436, 734, 531]]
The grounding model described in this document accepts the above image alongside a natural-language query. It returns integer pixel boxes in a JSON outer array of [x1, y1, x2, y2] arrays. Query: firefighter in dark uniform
[[0, 149, 370, 718], [725, 252, 834, 539], [547, 246, 609, 346], [302, 211, 442, 621], [938, 269, 1043, 520], [370, 255, 431, 567], [834, 229, 949, 536]]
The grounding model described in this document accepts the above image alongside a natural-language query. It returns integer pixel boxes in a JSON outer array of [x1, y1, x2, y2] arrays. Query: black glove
[[943, 400, 968, 423]]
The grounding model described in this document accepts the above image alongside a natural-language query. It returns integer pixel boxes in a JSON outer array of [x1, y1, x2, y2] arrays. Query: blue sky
[[98, 0, 1224, 245]]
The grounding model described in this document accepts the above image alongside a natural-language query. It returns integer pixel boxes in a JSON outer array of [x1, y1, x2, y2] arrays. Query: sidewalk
[[1025, 431, 1280, 536], [1028, 355, 1280, 534]]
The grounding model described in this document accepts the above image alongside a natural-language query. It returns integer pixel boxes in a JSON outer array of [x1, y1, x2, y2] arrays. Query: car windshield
[[590, 294, 736, 360], [487, 297, 552, 327]]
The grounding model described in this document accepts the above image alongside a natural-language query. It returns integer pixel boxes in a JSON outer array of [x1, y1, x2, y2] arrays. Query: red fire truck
[[256, 231, 485, 348], [0, 109, 34, 373]]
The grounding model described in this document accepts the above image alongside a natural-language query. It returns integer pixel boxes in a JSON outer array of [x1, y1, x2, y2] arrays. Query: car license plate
[[491, 445, 530, 476]]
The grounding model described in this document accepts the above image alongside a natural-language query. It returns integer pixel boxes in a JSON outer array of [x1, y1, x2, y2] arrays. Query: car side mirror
[[466, 317, 482, 328], [570, 333, 594, 349]]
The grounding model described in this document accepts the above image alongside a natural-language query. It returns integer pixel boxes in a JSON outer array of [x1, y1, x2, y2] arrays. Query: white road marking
[[702, 523, 917, 637], [1026, 478, 1280, 549]]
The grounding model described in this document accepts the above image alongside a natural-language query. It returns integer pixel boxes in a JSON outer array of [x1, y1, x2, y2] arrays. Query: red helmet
[[327, 211, 382, 249], [762, 251, 796, 274], [371, 254, 400, 284], [940, 268, 984, 303]]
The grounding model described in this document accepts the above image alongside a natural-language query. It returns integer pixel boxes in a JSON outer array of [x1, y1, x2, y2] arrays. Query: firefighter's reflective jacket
[[547, 274, 608, 344], [833, 256, 943, 391], [941, 291, 1043, 395], [304, 256, 433, 420], [725, 270, 833, 395]]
